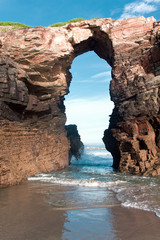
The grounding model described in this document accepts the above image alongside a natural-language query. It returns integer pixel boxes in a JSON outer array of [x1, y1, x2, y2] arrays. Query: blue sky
[[0, 0, 160, 144], [0, 0, 160, 26], [65, 52, 113, 144]]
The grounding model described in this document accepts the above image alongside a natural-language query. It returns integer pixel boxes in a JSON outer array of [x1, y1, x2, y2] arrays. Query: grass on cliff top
[[0, 22, 30, 31], [49, 18, 85, 27]]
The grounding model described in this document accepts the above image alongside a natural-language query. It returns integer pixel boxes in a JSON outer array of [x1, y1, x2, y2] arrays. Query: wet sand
[[0, 181, 160, 240], [112, 206, 160, 240]]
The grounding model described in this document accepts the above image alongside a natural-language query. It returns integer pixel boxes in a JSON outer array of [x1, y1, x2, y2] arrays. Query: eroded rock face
[[0, 16, 160, 187], [65, 124, 84, 161], [103, 18, 160, 177]]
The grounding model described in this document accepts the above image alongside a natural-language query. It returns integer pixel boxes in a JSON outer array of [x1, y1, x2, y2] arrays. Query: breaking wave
[[28, 147, 160, 218]]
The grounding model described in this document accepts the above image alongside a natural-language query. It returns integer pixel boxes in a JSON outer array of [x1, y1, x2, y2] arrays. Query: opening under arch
[[65, 51, 114, 146]]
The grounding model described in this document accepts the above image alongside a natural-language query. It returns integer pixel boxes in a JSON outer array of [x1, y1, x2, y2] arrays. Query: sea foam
[[28, 174, 125, 188], [28, 148, 160, 218]]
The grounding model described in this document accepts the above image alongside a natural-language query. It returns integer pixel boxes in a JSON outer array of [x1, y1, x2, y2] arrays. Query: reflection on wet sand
[[0, 181, 160, 240], [0, 182, 66, 240], [112, 206, 160, 240]]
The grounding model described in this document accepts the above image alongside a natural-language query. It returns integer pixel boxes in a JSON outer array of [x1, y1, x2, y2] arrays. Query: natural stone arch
[[0, 16, 160, 187]]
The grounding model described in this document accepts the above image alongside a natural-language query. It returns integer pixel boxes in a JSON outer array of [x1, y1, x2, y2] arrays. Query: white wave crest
[[28, 174, 125, 188], [86, 151, 112, 158], [122, 201, 160, 218]]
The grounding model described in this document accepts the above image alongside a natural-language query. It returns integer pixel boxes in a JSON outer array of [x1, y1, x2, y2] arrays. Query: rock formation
[[0, 16, 160, 187], [65, 124, 84, 161]]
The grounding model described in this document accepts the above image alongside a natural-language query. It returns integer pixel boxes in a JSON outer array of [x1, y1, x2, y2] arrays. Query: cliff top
[[0, 18, 88, 31]]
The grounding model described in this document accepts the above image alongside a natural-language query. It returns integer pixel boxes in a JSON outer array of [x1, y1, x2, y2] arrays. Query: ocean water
[[28, 147, 160, 218]]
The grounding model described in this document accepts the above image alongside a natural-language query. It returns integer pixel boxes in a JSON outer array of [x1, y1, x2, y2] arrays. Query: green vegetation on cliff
[[0, 19, 86, 31], [0, 22, 30, 32], [0, 18, 86, 32], [49, 18, 85, 27]]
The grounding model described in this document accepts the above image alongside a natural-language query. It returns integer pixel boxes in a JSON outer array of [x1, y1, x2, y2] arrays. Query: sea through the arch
[[28, 146, 160, 218]]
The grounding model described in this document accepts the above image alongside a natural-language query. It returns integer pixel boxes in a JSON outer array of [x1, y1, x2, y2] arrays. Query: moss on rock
[[49, 18, 85, 27]]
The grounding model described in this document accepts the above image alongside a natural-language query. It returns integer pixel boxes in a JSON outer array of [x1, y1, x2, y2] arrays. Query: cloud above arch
[[120, 0, 160, 19]]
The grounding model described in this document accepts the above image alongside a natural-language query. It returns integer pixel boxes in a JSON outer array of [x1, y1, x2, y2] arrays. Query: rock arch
[[0, 16, 160, 187]]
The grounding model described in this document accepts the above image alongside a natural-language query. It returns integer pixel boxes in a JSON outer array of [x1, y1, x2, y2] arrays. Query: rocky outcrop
[[0, 16, 160, 187], [65, 124, 84, 161], [103, 18, 160, 177], [0, 53, 70, 187]]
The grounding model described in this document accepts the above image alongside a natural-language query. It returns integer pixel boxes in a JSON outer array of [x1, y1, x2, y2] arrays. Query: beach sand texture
[[0, 182, 160, 240]]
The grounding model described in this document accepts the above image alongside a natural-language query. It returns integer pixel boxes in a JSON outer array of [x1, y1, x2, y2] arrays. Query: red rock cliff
[[0, 16, 160, 187]]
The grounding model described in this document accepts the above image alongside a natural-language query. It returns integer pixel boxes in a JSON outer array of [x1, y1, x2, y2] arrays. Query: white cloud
[[91, 71, 111, 79], [65, 97, 114, 144], [76, 79, 94, 83], [146, 0, 160, 3], [125, 2, 156, 13], [120, 13, 137, 19], [72, 71, 111, 83], [119, 0, 159, 19]]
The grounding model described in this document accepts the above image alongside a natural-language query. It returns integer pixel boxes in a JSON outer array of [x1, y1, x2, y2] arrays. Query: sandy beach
[[0, 181, 160, 240]]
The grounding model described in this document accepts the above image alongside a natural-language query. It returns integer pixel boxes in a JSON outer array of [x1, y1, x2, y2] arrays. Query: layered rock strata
[[103, 18, 160, 177], [0, 16, 160, 187]]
